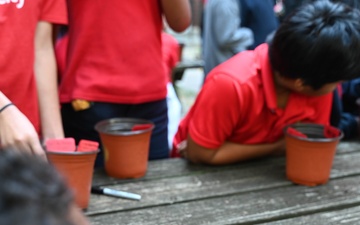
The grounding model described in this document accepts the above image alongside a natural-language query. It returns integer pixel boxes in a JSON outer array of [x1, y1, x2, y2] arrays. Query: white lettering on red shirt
[[0, 0, 25, 9]]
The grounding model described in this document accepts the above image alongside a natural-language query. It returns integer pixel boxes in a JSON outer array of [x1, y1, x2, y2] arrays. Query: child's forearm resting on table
[[186, 136, 285, 165]]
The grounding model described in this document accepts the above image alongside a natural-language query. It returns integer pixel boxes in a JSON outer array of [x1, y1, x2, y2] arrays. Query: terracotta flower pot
[[284, 123, 343, 186], [95, 118, 154, 179], [46, 150, 98, 209]]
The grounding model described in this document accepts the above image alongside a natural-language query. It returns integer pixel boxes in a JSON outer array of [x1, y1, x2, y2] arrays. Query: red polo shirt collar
[[256, 44, 308, 116], [255, 44, 278, 112]]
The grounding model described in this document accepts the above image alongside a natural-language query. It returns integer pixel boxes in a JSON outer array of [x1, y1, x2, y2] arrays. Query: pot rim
[[94, 117, 155, 136], [284, 123, 344, 142], [46, 149, 100, 155]]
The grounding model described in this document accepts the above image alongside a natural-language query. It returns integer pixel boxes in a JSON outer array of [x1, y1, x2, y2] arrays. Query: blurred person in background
[[162, 32, 183, 150], [202, 0, 279, 76]]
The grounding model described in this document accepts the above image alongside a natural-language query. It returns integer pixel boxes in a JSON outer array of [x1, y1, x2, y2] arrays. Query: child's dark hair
[[0, 149, 75, 225], [269, 0, 360, 90]]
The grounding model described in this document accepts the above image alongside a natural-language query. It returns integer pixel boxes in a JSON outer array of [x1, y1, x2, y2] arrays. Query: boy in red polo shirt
[[172, 1, 360, 165]]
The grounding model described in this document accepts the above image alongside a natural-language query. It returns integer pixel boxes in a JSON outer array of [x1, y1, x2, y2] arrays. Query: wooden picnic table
[[86, 141, 360, 225]]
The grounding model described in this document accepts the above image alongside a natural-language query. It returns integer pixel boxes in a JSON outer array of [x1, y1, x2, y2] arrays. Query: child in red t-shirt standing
[[59, 1, 191, 166]]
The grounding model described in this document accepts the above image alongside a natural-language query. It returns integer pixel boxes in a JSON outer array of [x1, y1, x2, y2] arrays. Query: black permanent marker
[[91, 186, 141, 201]]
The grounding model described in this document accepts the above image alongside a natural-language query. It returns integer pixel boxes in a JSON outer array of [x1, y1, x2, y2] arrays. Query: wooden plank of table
[[92, 141, 360, 186], [87, 158, 287, 215], [337, 141, 360, 154], [92, 156, 280, 186], [86, 152, 360, 216], [88, 175, 360, 225], [264, 205, 360, 225]]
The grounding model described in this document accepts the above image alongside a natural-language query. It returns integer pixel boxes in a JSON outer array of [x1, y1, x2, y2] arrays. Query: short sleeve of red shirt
[[188, 73, 243, 149], [39, 0, 68, 24]]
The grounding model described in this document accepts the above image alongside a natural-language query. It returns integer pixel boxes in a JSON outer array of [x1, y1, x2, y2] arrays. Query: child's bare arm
[[0, 92, 45, 159], [34, 21, 64, 143], [161, 0, 191, 32], [184, 135, 285, 165]]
